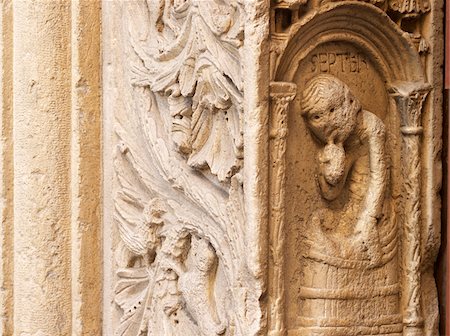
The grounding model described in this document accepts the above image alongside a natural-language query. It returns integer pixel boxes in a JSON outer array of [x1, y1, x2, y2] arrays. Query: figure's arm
[[358, 111, 387, 220], [353, 111, 387, 264]]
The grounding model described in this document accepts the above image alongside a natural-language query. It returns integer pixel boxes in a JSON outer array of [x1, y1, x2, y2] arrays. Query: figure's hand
[[317, 143, 347, 201], [318, 143, 346, 186]]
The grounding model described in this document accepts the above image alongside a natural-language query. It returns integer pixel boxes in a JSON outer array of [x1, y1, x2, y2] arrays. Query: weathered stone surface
[[104, 1, 266, 335], [270, 2, 443, 336], [0, 0, 442, 334], [106, 0, 443, 335], [0, 1, 102, 335]]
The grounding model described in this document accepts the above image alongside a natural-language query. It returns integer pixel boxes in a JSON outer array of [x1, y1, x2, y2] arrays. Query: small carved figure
[[150, 233, 195, 336], [178, 236, 226, 335], [298, 75, 401, 335], [159, 234, 226, 336]]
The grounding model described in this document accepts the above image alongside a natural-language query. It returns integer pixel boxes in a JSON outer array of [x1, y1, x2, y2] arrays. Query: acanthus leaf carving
[[129, 0, 245, 182], [112, 1, 261, 331]]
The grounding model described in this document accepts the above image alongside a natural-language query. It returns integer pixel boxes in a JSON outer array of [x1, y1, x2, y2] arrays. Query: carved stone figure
[[115, 202, 227, 336], [107, 1, 442, 335], [297, 75, 401, 335], [178, 236, 226, 335]]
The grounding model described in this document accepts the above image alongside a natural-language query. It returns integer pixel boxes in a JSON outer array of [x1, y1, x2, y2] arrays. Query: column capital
[[270, 81, 297, 101], [269, 81, 296, 140], [388, 81, 432, 135]]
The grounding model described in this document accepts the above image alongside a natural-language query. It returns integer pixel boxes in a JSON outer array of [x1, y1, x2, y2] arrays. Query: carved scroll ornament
[[130, 0, 245, 182], [113, 1, 260, 335]]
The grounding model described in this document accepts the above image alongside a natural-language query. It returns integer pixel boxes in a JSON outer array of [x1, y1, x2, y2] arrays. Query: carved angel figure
[[297, 75, 401, 335]]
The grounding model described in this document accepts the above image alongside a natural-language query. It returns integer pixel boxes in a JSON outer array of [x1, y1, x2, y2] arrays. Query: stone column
[[13, 1, 72, 333], [389, 82, 431, 336], [11, 1, 101, 334], [268, 81, 296, 336]]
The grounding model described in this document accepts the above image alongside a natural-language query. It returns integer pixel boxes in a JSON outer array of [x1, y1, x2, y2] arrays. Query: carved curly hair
[[301, 74, 361, 118]]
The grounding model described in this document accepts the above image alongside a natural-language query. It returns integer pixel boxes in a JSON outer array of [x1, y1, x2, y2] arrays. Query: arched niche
[[276, 2, 425, 84], [272, 2, 429, 334]]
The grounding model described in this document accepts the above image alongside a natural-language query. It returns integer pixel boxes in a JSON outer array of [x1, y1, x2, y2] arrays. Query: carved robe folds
[[298, 75, 400, 335], [104, 0, 443, 335]]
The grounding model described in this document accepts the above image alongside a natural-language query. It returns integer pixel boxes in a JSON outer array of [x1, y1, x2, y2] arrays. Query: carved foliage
[[113, 1, 260, 335], [130, 0, 245, 182]]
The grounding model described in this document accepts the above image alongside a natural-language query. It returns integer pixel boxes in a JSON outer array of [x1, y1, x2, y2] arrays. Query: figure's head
[[301, 75, 361, 144], [191, 236, 216, 272]]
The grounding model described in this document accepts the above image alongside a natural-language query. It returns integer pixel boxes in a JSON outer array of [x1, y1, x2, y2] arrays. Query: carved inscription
[[310, 52, 368, 74]]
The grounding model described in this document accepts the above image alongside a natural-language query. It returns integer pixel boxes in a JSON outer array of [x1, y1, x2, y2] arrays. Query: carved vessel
[[268, 3, 439, 336]]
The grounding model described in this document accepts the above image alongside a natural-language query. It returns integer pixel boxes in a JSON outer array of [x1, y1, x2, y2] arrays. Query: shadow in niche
[[436, 3, 449, 335], [274, 8, 293, 33], [436, 76, 448, 336]]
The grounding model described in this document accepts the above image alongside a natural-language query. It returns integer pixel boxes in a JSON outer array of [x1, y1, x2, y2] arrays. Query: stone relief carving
[[108, 0, 442, 334], [267, 2, 440, 335], [132, 0, 245, 182], [270, 0, 431, 70], [389, 82, 432, 335], [298, 75, 401, 335], [268, 81, 297, 335], [112, 1, 262, 335]]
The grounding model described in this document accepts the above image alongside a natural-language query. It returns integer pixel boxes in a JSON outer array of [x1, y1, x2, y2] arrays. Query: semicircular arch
[[276, 2, 425, 84]]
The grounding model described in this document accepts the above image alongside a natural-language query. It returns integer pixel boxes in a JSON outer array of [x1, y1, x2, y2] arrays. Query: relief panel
[[269, 2, 442, 336], [104, 0, 443, 335], [109, 1, 264, 335]]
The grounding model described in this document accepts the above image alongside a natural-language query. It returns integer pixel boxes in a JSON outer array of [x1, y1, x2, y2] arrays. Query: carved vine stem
[[389, 82, 431, 336], [268, 82, 296, 336]]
